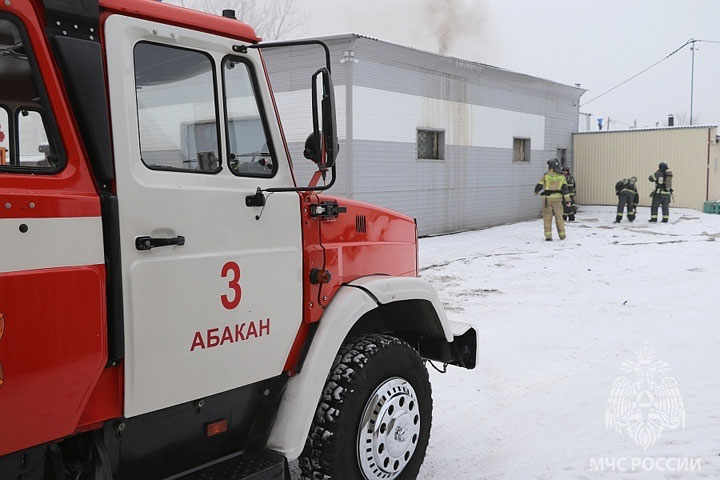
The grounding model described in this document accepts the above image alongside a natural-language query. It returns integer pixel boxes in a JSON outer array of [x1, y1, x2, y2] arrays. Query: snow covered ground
[[291, 205, 720, 479], [417, 206, 720, 479]]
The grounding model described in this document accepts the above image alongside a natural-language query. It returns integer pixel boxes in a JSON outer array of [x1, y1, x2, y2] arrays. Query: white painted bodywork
[[105, 15, 303, 417], [353, 275, 474, 337], [267, 275, 462, 459], [0, 217, 104, 273]]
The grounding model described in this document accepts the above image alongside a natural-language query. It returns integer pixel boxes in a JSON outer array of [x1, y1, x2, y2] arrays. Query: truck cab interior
[[0, 17, 59, 170]]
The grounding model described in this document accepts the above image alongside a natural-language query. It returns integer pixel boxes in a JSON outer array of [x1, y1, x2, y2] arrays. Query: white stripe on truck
[[0, 217, 105, 273]]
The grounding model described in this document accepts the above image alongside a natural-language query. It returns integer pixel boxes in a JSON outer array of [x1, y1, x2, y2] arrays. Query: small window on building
[[417, 129, 444, 160], [134, 42, 220, 173], [513, 137, 531, 162]]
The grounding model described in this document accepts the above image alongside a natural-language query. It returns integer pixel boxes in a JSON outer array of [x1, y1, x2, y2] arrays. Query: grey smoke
[[424, 0, 486, 56]]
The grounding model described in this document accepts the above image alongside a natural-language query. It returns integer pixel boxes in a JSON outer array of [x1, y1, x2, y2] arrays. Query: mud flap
[[416, 326, 477, 369]]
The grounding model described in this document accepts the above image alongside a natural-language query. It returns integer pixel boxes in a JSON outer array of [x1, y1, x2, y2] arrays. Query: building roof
[[574, 124, 717, 135], [291, 33, 585, 98]]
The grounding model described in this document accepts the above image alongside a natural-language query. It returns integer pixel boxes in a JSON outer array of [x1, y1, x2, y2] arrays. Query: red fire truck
[[0, 1, 477, 478]]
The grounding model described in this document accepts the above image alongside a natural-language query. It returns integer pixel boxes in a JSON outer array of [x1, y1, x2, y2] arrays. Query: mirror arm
[[234, 40, 331, 73], [262, 164, 336, 193], [235, 40, 337, 194]]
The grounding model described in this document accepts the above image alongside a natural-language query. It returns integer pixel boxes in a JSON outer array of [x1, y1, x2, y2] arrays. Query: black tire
[[299, 334, 433, 480]]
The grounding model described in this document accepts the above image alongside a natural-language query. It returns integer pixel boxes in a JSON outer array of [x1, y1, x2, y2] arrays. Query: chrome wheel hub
[[357, 377, 421, 480]]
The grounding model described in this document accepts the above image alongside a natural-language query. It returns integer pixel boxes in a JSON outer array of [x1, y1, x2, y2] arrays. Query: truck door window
[[134, 42, 221, 173], [0, 17, 63, 172], [222, 57, 275, 177], [0, 107, 8, 166], [17, 109, 54, 167]]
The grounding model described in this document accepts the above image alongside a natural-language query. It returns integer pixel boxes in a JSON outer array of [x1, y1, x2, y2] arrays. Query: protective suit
[[534, 159, 571, 241], [562, 167, 577, 222], [614, 177, 639, 223], [649, 162, 673, 222]]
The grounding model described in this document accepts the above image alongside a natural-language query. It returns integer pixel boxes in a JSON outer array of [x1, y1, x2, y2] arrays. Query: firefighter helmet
[[561, 166, 570, 173], [629, 176, 637, 184], [658, 162, 668, 171], [547, 159, 561, 172]]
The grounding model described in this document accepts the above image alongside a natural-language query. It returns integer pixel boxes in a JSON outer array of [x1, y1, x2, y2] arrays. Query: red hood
[[299, 193, 418, 324], [314, 194, 417, 279], [284, 193, 418, 372]]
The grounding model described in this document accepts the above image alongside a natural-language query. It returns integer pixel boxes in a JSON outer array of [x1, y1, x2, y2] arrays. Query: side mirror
[[304, 67, 338, 169]]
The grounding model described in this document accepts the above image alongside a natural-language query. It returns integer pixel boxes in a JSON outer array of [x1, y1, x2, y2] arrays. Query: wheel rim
[[357, 377, 421, 480]]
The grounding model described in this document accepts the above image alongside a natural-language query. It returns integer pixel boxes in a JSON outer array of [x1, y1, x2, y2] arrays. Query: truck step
[[169, 449, 288, 480]]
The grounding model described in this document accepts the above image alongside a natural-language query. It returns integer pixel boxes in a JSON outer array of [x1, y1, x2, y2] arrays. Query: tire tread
[[299, 334, 431, 480]]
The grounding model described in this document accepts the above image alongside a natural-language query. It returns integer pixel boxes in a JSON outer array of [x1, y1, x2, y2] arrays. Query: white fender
[[266, 275, 459, 459]]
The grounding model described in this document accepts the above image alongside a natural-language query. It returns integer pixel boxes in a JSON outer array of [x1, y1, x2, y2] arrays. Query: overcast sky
[[292, 0, 720, 131]]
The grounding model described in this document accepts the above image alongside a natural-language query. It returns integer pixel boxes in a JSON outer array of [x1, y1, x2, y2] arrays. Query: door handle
[[135, 235, 185, 251]]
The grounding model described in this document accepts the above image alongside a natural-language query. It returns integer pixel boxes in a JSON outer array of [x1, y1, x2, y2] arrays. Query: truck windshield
[[0, 18, 59, 171]]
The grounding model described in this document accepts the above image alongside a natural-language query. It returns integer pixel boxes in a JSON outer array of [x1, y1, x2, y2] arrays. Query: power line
[[580, 38, 694, 107]]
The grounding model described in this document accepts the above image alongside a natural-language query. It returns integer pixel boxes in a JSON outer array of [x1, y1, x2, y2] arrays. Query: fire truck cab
[[0, 1, 476, 479]]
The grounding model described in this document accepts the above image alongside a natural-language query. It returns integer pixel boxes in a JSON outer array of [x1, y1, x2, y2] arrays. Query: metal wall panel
[[352, 86, 546, 149], [574, 127, 715, 210], [709, 141, 720, 203], [349, 37, 580, 235], [264, 34, 583, 235], [263, 40, 351, 194], [351, 141, 542, 235]]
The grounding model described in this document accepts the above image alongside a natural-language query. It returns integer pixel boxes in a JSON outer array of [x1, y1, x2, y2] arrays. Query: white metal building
[[264, 34, 584, 236]]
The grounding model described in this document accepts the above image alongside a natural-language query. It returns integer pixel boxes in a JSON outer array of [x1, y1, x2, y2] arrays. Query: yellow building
[[573, 125, 720, 210]]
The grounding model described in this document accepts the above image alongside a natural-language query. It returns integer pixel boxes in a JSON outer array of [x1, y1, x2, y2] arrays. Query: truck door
[[104, 15, 303, 417]]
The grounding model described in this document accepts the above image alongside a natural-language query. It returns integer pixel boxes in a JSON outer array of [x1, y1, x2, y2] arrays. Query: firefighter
[[561, 166, 577, 221], [534, 159, 571, 241], [614, 176, 639, 223], [648, 162, 673, 222]]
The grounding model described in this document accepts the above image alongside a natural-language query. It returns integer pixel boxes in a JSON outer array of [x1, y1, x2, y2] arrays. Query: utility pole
[[690, 39, 696, 126]]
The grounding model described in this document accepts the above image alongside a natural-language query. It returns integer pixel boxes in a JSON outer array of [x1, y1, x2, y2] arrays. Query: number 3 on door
[[221, 261, 241, 309]]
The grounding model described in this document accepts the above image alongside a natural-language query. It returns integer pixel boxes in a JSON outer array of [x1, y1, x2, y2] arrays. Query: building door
[[557, 148, 567, 167]]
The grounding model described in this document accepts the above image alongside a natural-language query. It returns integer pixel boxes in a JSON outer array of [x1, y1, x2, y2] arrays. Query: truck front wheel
[[300, 334, 432, 480]]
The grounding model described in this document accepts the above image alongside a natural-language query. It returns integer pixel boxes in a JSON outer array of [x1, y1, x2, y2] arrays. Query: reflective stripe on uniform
[[540, 172, 567, 194]]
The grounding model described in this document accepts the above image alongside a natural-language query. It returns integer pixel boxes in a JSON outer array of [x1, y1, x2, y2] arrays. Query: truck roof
[[98, 0, 259, 43]]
